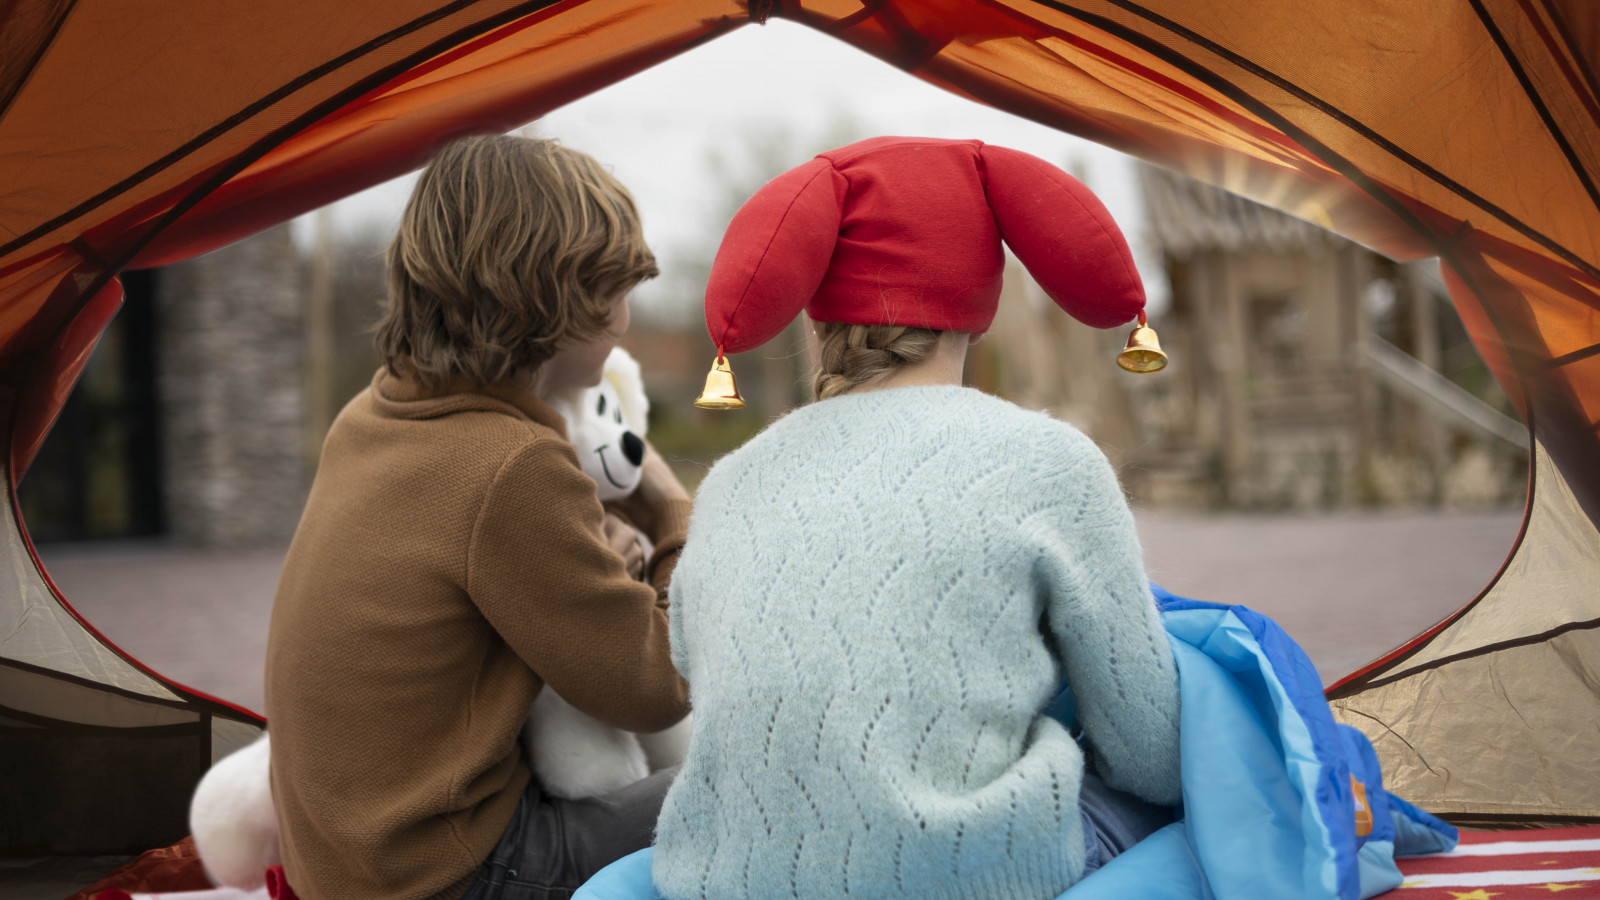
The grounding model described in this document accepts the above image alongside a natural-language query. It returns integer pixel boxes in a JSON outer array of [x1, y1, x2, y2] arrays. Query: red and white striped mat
[[1392, 825, 1600, 898]]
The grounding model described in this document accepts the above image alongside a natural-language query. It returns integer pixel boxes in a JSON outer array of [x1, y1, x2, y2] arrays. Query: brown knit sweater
[[264, 369, 691, 900]]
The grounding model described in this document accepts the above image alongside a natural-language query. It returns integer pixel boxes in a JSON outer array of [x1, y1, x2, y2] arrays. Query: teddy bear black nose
[[621, 431, 645, 466]]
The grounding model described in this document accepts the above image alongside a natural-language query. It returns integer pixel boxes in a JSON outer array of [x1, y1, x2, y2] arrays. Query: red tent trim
[[1324, 426, 1537, 697], [3, 476, 265, 724]]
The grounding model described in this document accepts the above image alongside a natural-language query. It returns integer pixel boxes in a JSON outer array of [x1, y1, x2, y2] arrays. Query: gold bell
[[693, 353, 746, 409], [1116, 312, 1168, 374]]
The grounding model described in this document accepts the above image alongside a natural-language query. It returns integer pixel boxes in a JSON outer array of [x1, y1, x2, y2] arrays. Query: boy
[[265, 135, 691, 900]]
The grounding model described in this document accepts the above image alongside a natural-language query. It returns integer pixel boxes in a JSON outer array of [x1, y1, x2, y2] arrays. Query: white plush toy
[[550, 345, 651, 504], [535, 345, 691, 798], [189, 346, 689, 886], [189, 730, 278, 890]]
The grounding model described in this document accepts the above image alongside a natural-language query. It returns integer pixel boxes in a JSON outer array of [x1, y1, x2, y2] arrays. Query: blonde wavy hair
[[375, 135, 658, 389], [811, 321, 943, 400]]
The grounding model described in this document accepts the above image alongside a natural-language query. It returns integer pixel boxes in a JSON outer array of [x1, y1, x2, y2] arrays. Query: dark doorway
[[16, 270, 165, 542]]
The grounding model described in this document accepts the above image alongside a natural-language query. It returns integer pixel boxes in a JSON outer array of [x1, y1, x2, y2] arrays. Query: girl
[[652, 137, 1180, 900]]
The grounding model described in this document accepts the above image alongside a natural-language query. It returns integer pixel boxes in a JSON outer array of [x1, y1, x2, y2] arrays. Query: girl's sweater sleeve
[[1033, 430, 1182, 806], [668, 576, 690, 683]]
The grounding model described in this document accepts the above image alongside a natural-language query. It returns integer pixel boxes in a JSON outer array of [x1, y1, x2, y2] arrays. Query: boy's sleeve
[[467, 438, 690, 734], [645, 500, 694, 588], [1035, 433, 1182, 806]]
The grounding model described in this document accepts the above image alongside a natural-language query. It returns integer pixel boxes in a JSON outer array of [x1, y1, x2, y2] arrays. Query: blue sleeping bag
[[576, 587, 1457, 900]]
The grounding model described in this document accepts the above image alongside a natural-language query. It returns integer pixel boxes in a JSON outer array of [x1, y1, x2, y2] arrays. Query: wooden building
[[970, 164, 1527, 510], [1122, 166, 1525, 509]]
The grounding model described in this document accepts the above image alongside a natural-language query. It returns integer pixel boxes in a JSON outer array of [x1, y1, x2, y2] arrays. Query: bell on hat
[[695, 136, 1169, 408], [1117, 311, 1168, 373], [693, 354, 745, 409]]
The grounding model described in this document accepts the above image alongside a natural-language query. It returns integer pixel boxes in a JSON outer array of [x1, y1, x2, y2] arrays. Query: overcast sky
[[302, 18, 1166, 318]]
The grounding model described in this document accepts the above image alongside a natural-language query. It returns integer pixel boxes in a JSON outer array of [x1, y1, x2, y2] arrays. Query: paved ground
[[1134, 509, 1523, 684], [37, 508, 1524, 715]]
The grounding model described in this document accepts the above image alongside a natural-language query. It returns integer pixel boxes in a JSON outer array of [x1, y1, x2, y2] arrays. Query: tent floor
[[0, 854, 136, 900]]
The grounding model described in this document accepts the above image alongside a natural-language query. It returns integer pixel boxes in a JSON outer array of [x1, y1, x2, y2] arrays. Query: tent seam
[[1024, 0, 1600, 283], [0, 0, 563, 261]]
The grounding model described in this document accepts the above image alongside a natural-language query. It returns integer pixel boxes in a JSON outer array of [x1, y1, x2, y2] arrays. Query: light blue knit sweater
[[653, 386, 1180, 900]]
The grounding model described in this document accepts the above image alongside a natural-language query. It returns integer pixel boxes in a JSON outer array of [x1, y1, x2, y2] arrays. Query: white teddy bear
[[188, 730, 279, 890], [190, 346, 690, 888], [535, 345, 692, 797]]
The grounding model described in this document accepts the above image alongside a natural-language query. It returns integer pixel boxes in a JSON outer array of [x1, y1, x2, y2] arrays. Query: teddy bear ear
[[602, 346, 650, 436]]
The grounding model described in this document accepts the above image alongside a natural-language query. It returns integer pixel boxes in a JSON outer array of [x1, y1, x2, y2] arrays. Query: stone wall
[[157, 225, 308, 546]]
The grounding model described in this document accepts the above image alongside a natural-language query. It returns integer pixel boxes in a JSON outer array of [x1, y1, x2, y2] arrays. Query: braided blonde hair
[[811, 321, 943, 400]]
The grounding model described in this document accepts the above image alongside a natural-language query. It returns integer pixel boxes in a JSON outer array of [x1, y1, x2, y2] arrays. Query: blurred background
[[18, 21, 1526, 713]]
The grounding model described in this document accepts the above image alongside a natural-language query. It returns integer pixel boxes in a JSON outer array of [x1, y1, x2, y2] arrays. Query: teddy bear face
[[572, 375, 643, 501], [553, 347, 650, 503]]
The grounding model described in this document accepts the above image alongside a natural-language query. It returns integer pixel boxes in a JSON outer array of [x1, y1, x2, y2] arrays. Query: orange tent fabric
[[1, 0, 1595, 840], [3, 0, 1595, 521], [0, 0, 747, 476]]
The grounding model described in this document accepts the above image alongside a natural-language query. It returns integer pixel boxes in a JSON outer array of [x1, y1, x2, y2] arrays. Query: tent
[[2, 0, 1596, 872]]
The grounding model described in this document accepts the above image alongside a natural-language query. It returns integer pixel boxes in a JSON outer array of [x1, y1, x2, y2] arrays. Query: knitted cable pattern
[[654, 386, 1180, 900]]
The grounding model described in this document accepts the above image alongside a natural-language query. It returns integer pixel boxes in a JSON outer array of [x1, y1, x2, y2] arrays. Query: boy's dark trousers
[[460, 766, 678, 900]]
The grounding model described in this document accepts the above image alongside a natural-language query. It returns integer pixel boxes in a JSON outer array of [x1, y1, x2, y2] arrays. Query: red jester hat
[[702, 136, 1147, 358]]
